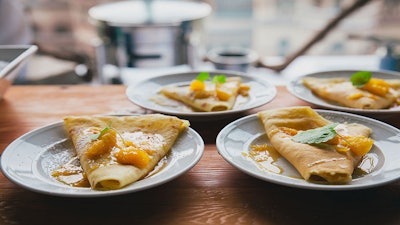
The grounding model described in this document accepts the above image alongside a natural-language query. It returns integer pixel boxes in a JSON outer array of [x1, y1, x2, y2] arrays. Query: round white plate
[[216, 110, 400, 190], [0, 122, 204, 197], [287, 70, 400, 114], [125, 71, 277, 119]]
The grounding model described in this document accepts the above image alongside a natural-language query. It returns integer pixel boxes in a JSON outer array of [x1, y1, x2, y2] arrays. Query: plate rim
[[287, 69, 400, 114], [216, 109, 400, 190], [125, 70, 277, 118], [0, 120, 204, 197]]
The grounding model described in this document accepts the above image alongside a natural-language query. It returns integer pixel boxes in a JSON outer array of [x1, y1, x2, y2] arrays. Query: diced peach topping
[[325, 135, 340, 145], [216, 88, 231, 101], [239, 84, 250, 96], [189, 80, 205, 91], [124, 140, 134, 146], [339, 135, 374, 156], [250, 143, 275, 152], [85, 129, 117, 159], [362, 78, 390, 96], [115, 147, 150, 169], [125, 140, 157, 155], [280, 127, 298, 136]]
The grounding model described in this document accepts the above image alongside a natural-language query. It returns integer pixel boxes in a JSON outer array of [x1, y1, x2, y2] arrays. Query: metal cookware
[[89, 0, 211, 71]]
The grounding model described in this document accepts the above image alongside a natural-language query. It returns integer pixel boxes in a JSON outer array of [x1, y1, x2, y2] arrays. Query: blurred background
[[7, 0, 400, 84]]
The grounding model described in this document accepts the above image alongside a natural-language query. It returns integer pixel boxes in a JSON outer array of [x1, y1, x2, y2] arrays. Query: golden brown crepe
[[159, 77, 244, 112], [302, 77, 400, 109], [63, 114, 189, 190], [258, 106, 372, 184]]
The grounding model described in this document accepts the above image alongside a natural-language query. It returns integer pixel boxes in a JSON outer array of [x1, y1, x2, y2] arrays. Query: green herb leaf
[[196, 72, 210, 82], [350, 71, 372, 87], [90, 126, 110, 140], [291, 123, 339, 144], [212, 75, 226, 84]]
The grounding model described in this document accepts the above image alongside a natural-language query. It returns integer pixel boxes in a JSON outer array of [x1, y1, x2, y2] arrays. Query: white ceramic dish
[[0, 45, 37, 79], [125, 71, 277, 119], [0, 45, 38, 98], [216, 110, 400, 190], [287, 70, 400, 114], [0, 121, 204, 197]]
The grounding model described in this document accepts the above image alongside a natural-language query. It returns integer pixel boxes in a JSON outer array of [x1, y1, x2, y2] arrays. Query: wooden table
[[1, 85, 400, 225]]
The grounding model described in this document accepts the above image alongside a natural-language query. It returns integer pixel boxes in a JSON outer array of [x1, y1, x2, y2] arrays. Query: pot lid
[[89, 0, 212, 27]]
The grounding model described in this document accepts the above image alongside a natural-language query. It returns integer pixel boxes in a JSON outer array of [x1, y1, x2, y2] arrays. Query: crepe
[[159, 77, 245, 112], [302, 77, 400, 109], [63, 114, 189, 190], [258, 106, 373, 184]]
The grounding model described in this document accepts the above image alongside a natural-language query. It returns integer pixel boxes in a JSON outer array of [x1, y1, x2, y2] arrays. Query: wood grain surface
[[0, 85, 399, 225]]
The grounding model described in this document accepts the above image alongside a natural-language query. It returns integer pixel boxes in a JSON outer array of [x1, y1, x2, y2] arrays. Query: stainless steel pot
[[89, 0, 211, 70]]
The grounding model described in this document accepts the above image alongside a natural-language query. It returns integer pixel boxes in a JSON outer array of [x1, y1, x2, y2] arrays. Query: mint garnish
[[350, 71, 372, 87], [291, 123, 339, 144]]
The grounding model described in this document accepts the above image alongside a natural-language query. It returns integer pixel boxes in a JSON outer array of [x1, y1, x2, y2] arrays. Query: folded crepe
[[302, 77, 399, 109], [258, 106, 372, 184], [160, 77, 242, 112], [64, 114, 189, 190]]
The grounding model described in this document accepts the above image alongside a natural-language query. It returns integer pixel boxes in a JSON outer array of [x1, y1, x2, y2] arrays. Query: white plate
[[216, 110, 400, 190], [0, 121, 204, 197], [125, 71, 277, 119], [287, 70, 400, 114]]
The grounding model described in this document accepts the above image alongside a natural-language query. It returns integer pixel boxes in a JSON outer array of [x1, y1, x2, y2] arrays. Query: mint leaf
[[291, 123, 338, 144], [196, 72, 209, 82], [212, 75, 226, 84], [195, 72, 226, 84], [350, 71, 372, 87], [90, 126, 110, 140]]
